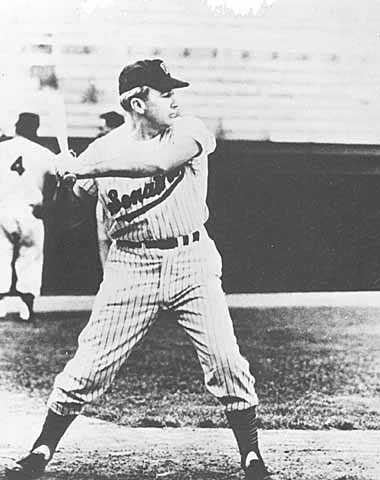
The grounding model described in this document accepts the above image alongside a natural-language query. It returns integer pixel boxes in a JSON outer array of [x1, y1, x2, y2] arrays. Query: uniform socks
[[32, 407, 260, 466], [31, 409, 77, 459], [225, 406, 261, 468]]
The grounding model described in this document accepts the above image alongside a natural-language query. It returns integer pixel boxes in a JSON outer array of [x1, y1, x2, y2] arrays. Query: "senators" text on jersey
[[106, 167, 185, 222]]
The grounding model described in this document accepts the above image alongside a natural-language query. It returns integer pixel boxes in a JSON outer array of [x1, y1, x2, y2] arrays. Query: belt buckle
[[176, 236, 184, 248], [177, 234, 193, 248]]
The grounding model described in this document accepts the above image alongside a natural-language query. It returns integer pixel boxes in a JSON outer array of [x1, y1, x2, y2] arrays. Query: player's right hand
[[54, 151, 78, 187], [62, 172, 77, 187]]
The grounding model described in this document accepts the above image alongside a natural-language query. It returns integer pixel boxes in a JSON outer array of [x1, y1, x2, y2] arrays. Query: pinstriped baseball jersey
[[8, 61, 264, 480], [76, 116, 216, 242], [46, 92, 258, 440]]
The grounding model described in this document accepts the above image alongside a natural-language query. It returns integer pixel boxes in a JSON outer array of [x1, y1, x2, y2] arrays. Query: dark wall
[[42, 136, 102, 295], [42, 138, 380, 294]]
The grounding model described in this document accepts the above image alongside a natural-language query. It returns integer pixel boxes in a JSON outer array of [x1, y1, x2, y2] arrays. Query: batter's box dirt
[[1, 390, 379, 480]]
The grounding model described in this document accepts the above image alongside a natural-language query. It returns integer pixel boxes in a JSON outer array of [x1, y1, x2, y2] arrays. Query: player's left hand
[[54, 150, 78, 190], [61, 172, 77, 187]]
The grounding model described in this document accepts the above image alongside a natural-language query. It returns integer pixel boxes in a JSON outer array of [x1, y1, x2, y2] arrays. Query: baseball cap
[[15, 112, 40, 129], [118, 59, 189, 97], [99, 111, 125, 128]]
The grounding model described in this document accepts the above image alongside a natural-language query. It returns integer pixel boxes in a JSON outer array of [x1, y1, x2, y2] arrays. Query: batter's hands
[[55, 150, 78, 188], [61, 172, 77, 188]]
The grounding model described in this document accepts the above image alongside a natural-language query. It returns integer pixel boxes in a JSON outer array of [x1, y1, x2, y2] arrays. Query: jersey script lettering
[[106, 167, 185, 222]]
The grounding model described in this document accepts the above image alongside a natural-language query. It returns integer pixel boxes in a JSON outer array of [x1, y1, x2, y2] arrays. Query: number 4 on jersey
[[10, 156, 25, 175]]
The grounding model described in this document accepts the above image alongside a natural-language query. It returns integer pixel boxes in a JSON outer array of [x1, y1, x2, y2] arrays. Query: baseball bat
[[50, 32, 70, 156], [53, 92, 70, 155]]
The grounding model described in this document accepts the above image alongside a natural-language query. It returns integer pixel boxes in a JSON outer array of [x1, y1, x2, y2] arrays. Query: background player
[[97, 110, 125, 138], [6, 60, 271, 480], [0, 112, 57, 321], [96, 111, 125, 269]]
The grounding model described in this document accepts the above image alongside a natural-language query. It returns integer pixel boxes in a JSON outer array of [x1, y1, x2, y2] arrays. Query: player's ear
[[129, 97, 146, 114], [120, 89, 148, 114]]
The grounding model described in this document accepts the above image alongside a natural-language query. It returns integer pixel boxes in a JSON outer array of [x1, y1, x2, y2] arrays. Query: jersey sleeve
[[72, 140, 101, 197], [78, 139, 98, 164], [172, 116, 216, 156], [40, 147, 57, 175], [76, 137, 108, 174]]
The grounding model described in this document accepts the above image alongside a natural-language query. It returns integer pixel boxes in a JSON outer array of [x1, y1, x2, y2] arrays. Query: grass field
[[0, 306, 379, 430]]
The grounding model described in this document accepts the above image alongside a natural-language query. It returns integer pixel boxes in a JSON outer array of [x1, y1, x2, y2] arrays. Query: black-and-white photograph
[[0, 1, 379, 479]]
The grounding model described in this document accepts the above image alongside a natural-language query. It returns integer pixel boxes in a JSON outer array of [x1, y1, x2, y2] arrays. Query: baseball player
[[6, 60, 272, 480], [0, 113, 57, 321], [97, 110, 125, 138], [96, 111, 125, 269]]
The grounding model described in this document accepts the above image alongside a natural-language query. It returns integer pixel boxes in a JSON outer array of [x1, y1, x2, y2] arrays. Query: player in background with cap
[[0, 113, 57, 321], [6, 60, 272, 480], [97, 110, 125, 138], [95, 111, 125, 269]]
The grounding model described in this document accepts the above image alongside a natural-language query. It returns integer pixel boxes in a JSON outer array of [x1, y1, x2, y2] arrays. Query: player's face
[[144, 89, 180, 129]]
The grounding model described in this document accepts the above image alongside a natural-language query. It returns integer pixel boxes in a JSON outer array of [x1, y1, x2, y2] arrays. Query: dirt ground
[[1, 302, 379, 478], [1, 389, 379, 480]]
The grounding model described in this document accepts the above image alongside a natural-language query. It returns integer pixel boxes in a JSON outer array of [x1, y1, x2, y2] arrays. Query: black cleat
[[5, 452, 49, 479], [244, 452, 272, 480]]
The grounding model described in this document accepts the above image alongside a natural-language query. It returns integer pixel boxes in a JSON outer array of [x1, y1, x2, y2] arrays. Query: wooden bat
[[50, 32, 70, 156], [55, 93, 70, 155]]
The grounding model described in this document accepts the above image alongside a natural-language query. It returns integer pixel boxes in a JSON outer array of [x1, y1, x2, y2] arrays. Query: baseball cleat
[[18, 301, 31, 322], [5, 450, 50, 479], [244, 451, 271, 480]]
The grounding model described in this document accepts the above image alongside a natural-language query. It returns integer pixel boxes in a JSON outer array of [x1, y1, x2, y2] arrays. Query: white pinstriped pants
[[48, 230, 258, 415]]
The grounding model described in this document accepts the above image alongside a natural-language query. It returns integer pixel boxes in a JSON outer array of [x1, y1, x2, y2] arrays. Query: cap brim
[[170, 77, 190, 89], [155, 77, 190, 92]]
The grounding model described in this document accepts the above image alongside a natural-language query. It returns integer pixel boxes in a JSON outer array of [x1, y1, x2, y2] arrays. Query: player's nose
[[170, 95, 178, 109]]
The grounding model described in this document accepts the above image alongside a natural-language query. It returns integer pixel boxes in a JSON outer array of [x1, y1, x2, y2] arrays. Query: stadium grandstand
[[0, 0, 379, 143], [1, 0, 380, 295]]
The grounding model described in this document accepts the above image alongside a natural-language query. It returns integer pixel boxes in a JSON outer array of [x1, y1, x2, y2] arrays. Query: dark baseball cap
[[99, 111, 125, 128], [15, 112, 40, 129], [119, 59, 189, 96]]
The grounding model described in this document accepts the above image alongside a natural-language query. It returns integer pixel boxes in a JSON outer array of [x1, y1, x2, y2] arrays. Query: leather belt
[[116, 231, 200, 250]]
